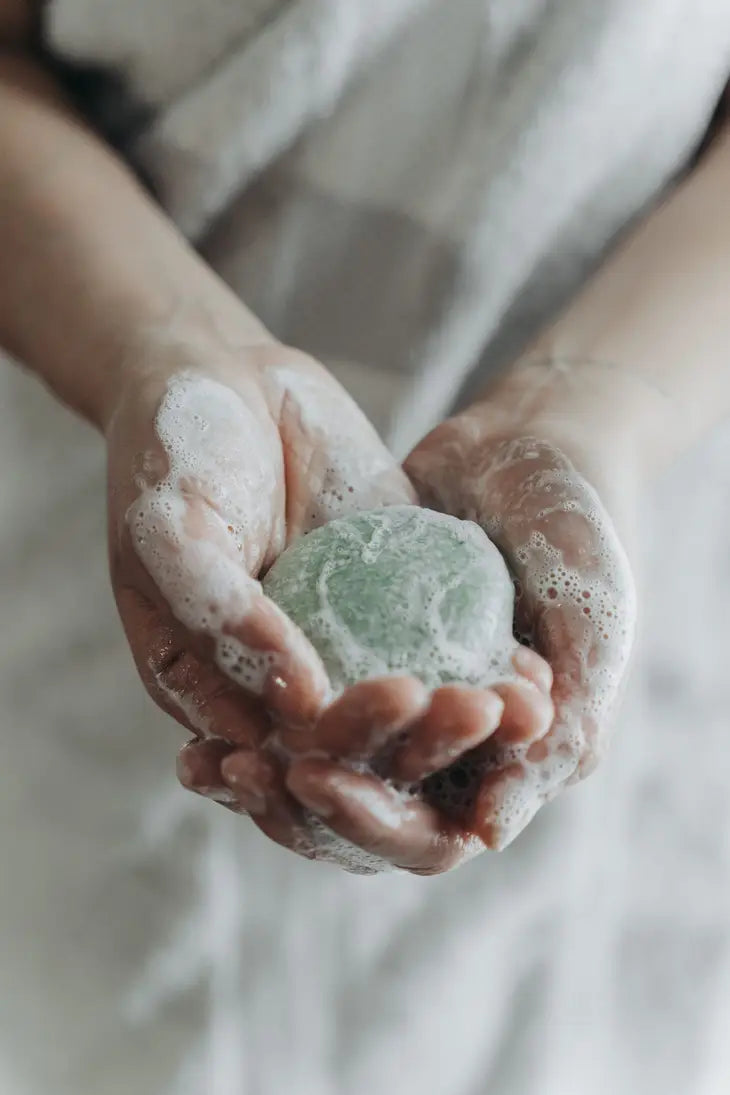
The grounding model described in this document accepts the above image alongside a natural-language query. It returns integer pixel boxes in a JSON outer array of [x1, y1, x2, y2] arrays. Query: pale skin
[[1, 3, 729, 872]]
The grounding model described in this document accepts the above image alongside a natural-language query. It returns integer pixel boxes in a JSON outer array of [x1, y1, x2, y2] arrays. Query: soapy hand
[[107, 339, 555, 873], [107, 341, 414, 858], [404, 405, 637, 851]]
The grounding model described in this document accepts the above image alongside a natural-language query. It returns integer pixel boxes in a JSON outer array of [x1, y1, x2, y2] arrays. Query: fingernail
[[223, 775, 267, 814], [235, 789, 268, 815], [482, 692, 506, 721], [289, 780, 335, 819], [176, 755, 194, 785], [512, 645, 553, 692], [203, 787, 239, 806], [512, 645, 534, 672], [220, 757, 268, 814]]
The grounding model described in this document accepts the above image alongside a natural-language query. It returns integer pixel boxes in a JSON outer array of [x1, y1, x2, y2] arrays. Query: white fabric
[[2, 1, 729, 1092]]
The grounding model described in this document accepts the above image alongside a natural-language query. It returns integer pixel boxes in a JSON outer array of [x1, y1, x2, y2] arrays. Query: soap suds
[[130, 375, 633, 869], [127, 372, 323, 698], [152, 665, 213, 738], [408, 430, 637, 850], [264, 505, 526, 869], [266, 362, 415, 530]]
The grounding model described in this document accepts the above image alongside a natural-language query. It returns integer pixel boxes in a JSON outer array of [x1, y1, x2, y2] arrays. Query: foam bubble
[[265, 363, 414, 529], [410, 433, 636, 847], [263, 505, 529, 864], [127, 372, 319, 698]]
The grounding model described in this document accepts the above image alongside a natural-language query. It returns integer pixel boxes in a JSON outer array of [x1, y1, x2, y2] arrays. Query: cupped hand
[[403, 406, 637, 851], [108, 337, 556, 874], [107, 338, 414, 859]]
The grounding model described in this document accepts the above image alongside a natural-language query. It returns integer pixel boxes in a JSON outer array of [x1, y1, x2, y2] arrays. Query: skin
[[109, 344, 553, 871], [1, 5, 729, 872]]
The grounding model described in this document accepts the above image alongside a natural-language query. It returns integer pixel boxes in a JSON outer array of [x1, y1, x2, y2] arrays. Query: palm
[[107, 345, 419, 860], [108, 347, 559, 874], [405, 416, 637, 849]]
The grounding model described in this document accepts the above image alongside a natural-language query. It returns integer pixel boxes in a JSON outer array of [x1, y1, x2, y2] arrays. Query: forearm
[[0, 47, 273, 429], [477, 114, 730, 483]]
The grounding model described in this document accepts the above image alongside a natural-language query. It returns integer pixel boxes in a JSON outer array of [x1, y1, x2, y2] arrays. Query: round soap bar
[[263, 505, 516, 693]]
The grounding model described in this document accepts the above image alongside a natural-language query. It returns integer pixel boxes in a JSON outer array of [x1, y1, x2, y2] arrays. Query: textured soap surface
[[263, 505, 515, 693]]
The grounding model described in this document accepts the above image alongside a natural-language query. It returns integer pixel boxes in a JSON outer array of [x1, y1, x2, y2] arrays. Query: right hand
[[107, 334, 417, 858]]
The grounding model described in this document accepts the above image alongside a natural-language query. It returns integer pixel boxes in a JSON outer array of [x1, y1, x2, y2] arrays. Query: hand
[[107, 333, 415, 860], [108, 332, 554, 875], [403, 397, 637, 851]]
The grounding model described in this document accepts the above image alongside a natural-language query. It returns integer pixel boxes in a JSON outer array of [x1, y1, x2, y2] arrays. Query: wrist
[[473, 355, 666, 483], [464, 355, 658, 552], [97, 305, 279, 434], [0, 62, 276, 433]]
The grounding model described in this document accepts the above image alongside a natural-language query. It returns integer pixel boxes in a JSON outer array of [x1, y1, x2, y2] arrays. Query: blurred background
[[2, 2, 730, 1093], [3, 302, 730, 1095]]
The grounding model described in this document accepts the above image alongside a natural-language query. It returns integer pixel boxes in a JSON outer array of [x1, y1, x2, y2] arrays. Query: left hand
[[403, 399, 637, 851]]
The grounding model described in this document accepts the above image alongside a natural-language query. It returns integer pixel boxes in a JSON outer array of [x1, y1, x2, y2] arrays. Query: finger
[[278, 676, 428, 758], [116, 584, 269, 746], [407, 424, 635, 829], [490, 680, 554, 745], [123, 492, 331, 726], [469, 762, 536, 851], [511, 644, 553, 693], [507, 557, 626, 788], [468, 709, 582, 852], [531, 600, 605, 778], [221, 593, 330, 725], [221, 749, 318, 859], [285, 758, 474, 873], [177, 738, 238, 804], [503, 474, 634, 750], [271, 354, 417, 535], [388, 686, 505, 782]]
